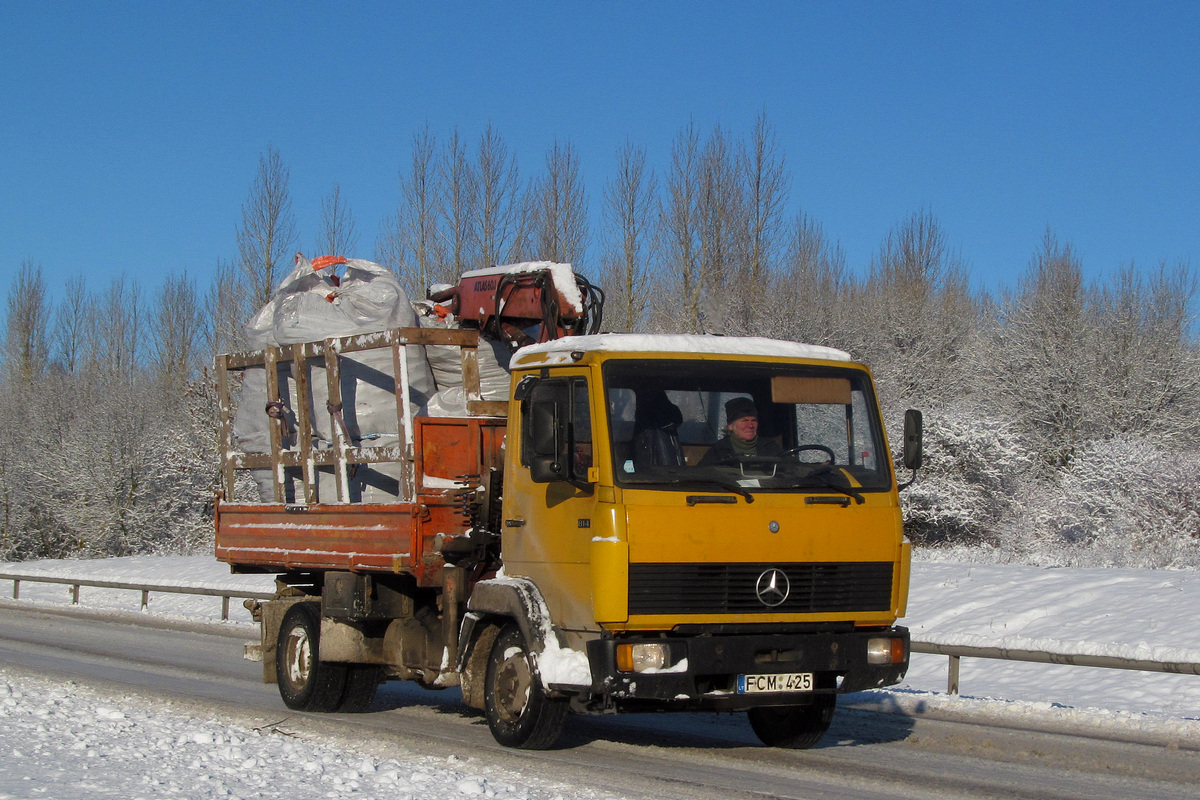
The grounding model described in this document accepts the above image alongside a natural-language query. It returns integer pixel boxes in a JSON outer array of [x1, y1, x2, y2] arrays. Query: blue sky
[[3, 2, 1198, 301]]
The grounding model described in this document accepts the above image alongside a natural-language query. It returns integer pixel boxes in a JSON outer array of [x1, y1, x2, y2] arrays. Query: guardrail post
[[71, 584, 80, 604], [141, 589, 149, 611], [948, 654, 961, 695], [221, 596, 230, 621], [11, 579, 17, 600]]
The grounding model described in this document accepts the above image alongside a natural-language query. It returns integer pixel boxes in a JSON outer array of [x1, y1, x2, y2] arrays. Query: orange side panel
[[215, 502, 421, 576], [415, 416, 506, 483], [216, 417, 507, 586]]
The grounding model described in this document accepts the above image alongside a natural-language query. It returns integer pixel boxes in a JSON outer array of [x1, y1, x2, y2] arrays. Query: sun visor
[[771, 376, 852, 405]]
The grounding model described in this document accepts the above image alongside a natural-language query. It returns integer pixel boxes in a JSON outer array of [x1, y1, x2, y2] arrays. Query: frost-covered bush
[[998, 436, 1200, 568], [900, 405, 1034, 547], [0, 372, 219, 561]]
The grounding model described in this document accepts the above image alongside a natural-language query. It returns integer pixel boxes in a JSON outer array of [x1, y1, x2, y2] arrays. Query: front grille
[[628, 561, 893, 616]]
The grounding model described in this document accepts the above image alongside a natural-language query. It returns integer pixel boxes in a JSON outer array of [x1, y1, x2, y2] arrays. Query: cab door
[[501, 369, 600, 632]]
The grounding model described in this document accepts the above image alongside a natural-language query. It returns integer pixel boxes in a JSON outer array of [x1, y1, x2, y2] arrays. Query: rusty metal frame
[[216, 326, 497, 505]]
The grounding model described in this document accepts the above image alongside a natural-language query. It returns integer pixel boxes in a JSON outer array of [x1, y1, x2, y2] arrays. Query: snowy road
[[3, 603, 1199, 800]]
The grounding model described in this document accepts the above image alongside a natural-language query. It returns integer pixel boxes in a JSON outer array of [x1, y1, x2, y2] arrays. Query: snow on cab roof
[[511, 334, 852, 366]]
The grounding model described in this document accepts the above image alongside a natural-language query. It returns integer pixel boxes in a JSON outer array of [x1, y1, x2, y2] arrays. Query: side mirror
[[530, 454, 566, 483], [903, 409, 923, 471], [530, 399, 559, 456]]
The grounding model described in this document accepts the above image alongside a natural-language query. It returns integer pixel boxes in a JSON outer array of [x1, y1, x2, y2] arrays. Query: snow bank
[[897, 561, 1200, 725], [0, 667, 628, 800], [903, 562, 1200, 663]]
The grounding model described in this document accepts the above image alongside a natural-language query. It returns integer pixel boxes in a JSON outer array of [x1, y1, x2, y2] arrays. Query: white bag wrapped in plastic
[[233, 254, 435, 503], [415, 301, 512, 416]]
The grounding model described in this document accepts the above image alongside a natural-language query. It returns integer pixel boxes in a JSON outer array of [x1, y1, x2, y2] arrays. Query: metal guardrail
[[911, 641, 1200, 695], [0, 572, 274, 621], [3, 571, 1198, 696]]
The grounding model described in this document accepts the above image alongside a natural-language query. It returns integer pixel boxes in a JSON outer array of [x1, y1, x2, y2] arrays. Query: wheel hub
[[494, 651, 532, 723], [284, 627, 312, 688]]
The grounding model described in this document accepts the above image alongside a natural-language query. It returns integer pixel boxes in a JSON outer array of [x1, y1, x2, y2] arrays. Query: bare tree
[[475, 123, 522, 266], [87, 275, 144, 384], [768, 212, 848, 346], [864, 209, 976, 401], [316, 182, 359, 257], [1072, 258, 1199, 443], [205, 258, 244, 356], [986, 229, 1088, 468], [440, 128, 479, 275], [150, 272, 204, 396], [740, 112, 790, 285], [730, 112, 790, 333], [659, 121, 704, 332], [662, 124, 745, 334], [529, 139, 589, 264], [3, 260, 49, 384], [697, 124, 741, 305], [599, 141, 658, 332], [378, 125, 446, 298], [53, 275, 88, 375], [236, 145, 297, 312]]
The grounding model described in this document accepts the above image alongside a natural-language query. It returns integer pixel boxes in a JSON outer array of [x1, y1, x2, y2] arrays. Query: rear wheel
[[276, 602, 349, 712], [747, 694, 837, 749], [483, 623, 568, 749], [335, 665, 382, 713]]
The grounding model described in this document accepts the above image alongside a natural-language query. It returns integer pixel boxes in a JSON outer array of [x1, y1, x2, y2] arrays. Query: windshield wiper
[[808, 466, 865, 505], [687, 479, 755, 503]]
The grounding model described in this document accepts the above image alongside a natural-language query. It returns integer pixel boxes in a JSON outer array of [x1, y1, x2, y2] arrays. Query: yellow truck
[[216, 304, 919, 750]]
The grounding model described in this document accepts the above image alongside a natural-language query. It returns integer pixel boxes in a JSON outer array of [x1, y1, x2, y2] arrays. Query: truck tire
[[747, 694, 836, 748], [276, 602, 349, 712], [335, 665, 382, 713], [483, 623, 568, 749]]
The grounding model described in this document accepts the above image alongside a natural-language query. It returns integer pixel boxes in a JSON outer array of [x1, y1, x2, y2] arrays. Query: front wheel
[[747, 694, 836, 749], [483, 623, 568, 749]]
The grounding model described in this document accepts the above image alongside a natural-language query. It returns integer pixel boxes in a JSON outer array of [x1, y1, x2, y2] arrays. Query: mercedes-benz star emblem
[[755, 568, 790, 607]]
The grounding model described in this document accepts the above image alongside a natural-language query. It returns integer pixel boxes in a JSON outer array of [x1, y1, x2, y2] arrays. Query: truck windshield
[[603, 359, 891, 494]]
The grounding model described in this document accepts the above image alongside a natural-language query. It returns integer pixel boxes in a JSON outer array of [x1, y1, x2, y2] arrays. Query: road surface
[[1, 602, 1197, 800]]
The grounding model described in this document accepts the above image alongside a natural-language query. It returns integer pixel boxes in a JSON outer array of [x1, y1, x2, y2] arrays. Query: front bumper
[[579, 626, 908, 711]]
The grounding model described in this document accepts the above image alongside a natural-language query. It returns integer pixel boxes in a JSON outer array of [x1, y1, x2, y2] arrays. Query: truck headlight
[[867, 637, 907, 665], [616, 643, 669, 672]]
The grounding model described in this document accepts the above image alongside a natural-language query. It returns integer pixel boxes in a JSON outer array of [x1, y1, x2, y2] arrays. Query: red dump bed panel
[[216, 416, 507, 585], [215, 503, 420, 573]]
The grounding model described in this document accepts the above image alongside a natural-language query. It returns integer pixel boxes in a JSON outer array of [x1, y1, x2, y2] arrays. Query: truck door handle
[[505, 518, 526, 528]]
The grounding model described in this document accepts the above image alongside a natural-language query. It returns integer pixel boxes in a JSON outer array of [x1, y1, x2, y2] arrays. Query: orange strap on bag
[[311, 255, 348, 271]]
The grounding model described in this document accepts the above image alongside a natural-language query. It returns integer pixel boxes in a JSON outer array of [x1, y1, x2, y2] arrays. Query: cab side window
[[571, 380, 593, 474]]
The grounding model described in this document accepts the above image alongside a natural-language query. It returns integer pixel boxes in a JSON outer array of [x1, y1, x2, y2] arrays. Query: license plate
[[737, 672, 814, 694]]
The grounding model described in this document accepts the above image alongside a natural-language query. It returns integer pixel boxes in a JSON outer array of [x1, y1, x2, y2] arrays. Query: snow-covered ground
[[1, 555, 1198, 798], [0, 666, 625, 800]]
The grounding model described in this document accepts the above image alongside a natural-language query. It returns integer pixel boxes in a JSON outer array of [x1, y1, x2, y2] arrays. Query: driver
[[698, 397, 782, 465]]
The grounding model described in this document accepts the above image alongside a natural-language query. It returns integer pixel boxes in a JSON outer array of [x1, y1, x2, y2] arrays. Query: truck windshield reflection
[[604, 360, 890, 494]]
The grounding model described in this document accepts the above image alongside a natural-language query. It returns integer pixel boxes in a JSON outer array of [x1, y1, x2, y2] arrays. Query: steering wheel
[[784, 444, 836, 463]]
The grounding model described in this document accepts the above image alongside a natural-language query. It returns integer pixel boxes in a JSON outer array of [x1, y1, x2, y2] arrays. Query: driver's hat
[[725, 397, 757, 423]]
